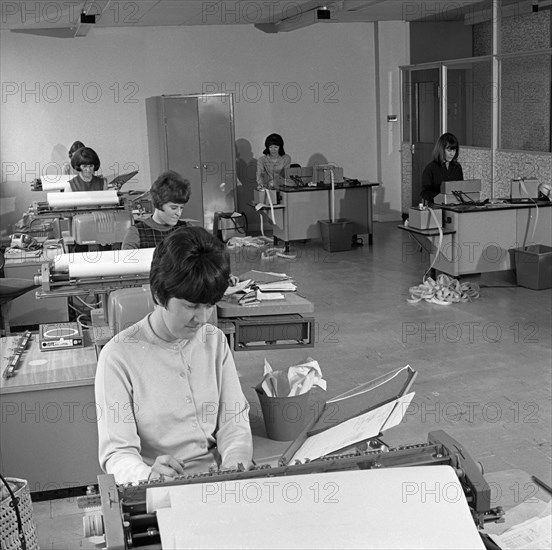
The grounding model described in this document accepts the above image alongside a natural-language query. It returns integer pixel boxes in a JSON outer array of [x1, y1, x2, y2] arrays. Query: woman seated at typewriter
[[63, 146, 107, 192], [122, 170, 191, 250], [256, 133, 292, 190], [420, 132, 464, 204], [62, 140, 85, 176], [95, 226, 253, 484]]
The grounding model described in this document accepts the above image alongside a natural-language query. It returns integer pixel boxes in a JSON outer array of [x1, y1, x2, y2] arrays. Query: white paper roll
[[47, 190, 119, 208], [53, 248, 155, 278], [41, 175, 72, 191]]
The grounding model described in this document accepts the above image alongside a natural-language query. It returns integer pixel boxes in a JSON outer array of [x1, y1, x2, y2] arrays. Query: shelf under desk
[[217, 294, 315, 351]]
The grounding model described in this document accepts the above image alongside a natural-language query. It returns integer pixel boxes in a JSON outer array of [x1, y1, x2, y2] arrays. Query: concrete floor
[[30, 221, 552, 548], [239, 222, 552, 481]]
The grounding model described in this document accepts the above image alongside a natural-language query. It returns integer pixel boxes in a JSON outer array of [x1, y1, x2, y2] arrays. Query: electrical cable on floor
[[226, 236, 272, 249], [407, 207, 480, 305], [260, 247, 297, 260], [408, 274, 480, 305], [225, 235, 296, 259]]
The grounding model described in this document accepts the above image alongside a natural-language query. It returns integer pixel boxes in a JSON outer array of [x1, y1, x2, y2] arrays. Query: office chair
[[0, 251, 40, 336]]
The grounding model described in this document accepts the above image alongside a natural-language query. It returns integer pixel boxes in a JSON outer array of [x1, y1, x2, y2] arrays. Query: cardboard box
[[408, 207, 442, 230]]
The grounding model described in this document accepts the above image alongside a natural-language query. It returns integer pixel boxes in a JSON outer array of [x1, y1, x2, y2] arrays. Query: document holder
[[279, 365, 417, 465]]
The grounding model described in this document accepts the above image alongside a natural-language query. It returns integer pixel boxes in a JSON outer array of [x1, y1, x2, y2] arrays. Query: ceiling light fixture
[[74, 10, 96, 37]]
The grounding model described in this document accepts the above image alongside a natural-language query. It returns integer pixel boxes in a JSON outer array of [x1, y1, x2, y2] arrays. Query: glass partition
[[445, 59, 493, 148]]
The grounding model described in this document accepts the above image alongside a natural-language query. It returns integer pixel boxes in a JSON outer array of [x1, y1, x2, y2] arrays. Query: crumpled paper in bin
[[260, 357, 327, 397]]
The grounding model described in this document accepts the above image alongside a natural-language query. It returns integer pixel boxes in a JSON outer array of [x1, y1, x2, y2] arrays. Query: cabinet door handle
[[193, 165, 200, 169]]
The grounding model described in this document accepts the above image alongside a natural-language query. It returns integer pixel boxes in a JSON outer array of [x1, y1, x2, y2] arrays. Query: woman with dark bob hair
[[96, 226, 253, 484], [256, 133, 292, 189], [64, 146, 107, 192], [420, 132, 464, 204], [122, 170, 191, 249]]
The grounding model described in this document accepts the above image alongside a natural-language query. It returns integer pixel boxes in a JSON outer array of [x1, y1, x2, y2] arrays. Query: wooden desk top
[[217, 293, 314, 318], [0, 334, 97, 394]]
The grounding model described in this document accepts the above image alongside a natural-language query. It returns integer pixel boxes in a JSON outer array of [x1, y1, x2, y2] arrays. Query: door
[[409, 68, 440, 206]]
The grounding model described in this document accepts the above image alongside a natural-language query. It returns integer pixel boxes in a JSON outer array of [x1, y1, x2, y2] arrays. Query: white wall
[[0, 22, 406, 234]]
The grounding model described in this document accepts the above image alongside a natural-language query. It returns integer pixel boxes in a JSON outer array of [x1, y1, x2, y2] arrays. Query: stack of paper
[[224, 270, 298, 305], [256, 290, 285, 301], [239, 270, 292, 284], [224, 279, 252, 296], [256, 280, 297, 292], [238, 270, 296, 292]]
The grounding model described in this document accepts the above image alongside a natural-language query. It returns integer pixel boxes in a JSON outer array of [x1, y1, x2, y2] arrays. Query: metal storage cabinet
[[145, 94, 237, 231]]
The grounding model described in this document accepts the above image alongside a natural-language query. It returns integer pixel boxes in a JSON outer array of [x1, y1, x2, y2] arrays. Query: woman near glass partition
[[420, 133, 463, 204]]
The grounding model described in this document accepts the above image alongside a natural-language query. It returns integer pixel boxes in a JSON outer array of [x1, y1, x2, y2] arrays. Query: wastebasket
[[255, 387, 312, 441], [1, 477, 39, 550], [318, 219, 354, 252], [513, 245, 552, 290]]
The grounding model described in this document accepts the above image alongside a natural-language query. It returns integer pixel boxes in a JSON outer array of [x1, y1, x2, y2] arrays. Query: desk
[[253, 181, 379, 251], [217, 293, 315, 351], [401, 202, 552, 277], [0, 334, 101, 494], [3, 249, 69, 328]]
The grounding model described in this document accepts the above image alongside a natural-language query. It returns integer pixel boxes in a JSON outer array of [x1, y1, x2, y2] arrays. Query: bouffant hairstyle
[[71, 147, 100, 172], [263, 133, 286, 156], [68, 141, 85, 159], [150, 226, 230, 307], [150, 171, 192, 210]]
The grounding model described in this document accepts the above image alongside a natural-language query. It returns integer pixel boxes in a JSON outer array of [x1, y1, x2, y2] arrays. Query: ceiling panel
[[1, 1, 534, 37]]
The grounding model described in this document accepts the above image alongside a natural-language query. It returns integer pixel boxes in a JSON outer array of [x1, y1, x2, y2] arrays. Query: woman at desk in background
[[95, 226, 253, 483], [122, 170, 191, 249], [420, 132, 464, 204], [64, 146, 107, 192], [256, 133, 292, 189], [62, 140, 85, 175]]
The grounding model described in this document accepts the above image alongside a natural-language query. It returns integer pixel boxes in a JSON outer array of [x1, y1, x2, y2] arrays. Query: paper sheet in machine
[[150, 466, 485, 550]]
